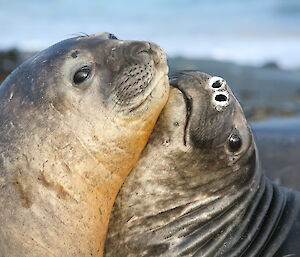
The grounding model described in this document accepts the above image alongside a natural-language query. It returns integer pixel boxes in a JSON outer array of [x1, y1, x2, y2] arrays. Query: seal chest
[[105, 71, 300, 257], [0, 32, 169, 257]]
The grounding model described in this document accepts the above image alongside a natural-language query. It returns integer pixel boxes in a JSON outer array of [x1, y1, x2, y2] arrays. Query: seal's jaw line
[[170, 83, 193, 146], [139, 72, 167, 105], [126, 72, 168, 115]]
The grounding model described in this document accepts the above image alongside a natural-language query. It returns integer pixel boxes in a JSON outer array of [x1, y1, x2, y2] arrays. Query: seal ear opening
[[108, 33, 118, 40]]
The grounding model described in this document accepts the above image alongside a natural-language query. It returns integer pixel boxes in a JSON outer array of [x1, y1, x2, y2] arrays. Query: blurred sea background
[[0, 0, 300, 187], [1, 0, 300, 121], [0, 0, 300, 68]]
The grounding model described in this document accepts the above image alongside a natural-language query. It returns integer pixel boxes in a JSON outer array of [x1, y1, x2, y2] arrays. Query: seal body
[[105, 71, 300, 256], [0, 32, 169, 257]]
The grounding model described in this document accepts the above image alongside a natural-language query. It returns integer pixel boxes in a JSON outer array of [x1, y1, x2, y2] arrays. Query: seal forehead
[[34, 32, 116, 64]]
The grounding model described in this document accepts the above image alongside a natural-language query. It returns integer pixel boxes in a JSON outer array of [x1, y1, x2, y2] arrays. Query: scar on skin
[[38, 171, 71, 200]]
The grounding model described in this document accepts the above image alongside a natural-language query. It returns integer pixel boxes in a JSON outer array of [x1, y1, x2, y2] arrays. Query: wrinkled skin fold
[[105, 71, 300, 257]]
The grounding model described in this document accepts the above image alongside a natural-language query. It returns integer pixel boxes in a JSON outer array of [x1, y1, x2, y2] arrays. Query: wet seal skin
[[0, 32, 169, 257], [105, 71, 300, 257]]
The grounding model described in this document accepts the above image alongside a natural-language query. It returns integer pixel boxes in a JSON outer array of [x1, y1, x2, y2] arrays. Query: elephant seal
[[0, 32, 169, 257], [105, 71, 300, 256]]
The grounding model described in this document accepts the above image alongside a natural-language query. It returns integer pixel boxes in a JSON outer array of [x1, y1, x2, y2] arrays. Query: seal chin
[[169, 82, 193, 147]]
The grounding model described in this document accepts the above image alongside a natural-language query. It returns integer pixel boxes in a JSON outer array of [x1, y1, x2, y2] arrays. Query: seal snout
[[209, 76, 230, 112], [148, 43, 167, 67], [169, 73, 231, 114], [107, 40, 169, 115], [130, 42, 167, 68]]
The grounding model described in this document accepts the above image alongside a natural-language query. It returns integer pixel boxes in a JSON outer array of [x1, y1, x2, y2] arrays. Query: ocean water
[[1, 0, 300, 68], [253, 116, 300, 132]]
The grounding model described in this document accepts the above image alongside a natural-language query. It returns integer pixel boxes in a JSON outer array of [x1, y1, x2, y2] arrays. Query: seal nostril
[[215, 94, 227, 102], [212, 80, 222, 88]]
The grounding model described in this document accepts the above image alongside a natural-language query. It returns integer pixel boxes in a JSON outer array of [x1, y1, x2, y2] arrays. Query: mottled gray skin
[[0, 32, 169, 257], [105, 71, 300, 257]]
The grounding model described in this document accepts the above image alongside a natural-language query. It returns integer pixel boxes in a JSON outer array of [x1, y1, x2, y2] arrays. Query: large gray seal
[[105, 71, 300, 256], [0, 32, 169, 257]]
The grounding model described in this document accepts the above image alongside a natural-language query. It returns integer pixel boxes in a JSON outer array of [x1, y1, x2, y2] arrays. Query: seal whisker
[[65, 32, 89, 38]]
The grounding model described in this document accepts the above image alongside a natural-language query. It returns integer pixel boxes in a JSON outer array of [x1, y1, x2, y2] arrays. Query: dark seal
[[105, 71, 300, 257], [0, 32, 169, 257]]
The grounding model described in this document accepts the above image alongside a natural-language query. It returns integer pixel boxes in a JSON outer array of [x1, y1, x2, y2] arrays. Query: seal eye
[[228, 133, 242, 152], [73, 66, 90, 85]]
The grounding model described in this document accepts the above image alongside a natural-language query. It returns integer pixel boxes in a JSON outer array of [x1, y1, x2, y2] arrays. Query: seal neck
[[125, 148, 296, 257]]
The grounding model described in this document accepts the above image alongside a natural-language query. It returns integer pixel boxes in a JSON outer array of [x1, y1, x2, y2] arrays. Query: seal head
[[105, 71, 300, 257], [0, 32, 169, 257]]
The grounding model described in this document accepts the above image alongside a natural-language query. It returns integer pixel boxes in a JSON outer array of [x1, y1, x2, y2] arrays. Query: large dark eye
[[73, 66, 91, 85], [228, 133, 242, 152]]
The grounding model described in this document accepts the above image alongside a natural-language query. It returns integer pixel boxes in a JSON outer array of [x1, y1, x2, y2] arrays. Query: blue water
[[1, 0, 300, 68], [252, 116, 300, 133]]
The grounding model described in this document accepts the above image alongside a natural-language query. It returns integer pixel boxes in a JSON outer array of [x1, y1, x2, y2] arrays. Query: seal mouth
[[169, 82, 193, 146], [127, 47, 169, 113], [127, 73, 168, 113]]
